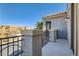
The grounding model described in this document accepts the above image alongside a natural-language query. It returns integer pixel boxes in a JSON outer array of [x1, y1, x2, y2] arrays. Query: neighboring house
[[43, 12, 68, 41]]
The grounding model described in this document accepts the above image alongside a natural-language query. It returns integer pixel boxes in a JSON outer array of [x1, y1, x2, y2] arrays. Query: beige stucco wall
[[21, 30, 42, 56], [73, 4, 77, 56], [68, 3, 77, 55], [76, 4, 79, 56], [68, 3, 79, 56]]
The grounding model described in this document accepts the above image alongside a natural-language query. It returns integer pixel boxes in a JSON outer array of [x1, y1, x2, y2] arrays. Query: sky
[[0, 3, 67, 28]]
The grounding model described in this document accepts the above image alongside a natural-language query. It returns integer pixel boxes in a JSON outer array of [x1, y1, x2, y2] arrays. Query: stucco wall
[[76, 4, 79, 56], [43, 17, 67, 39], [67, 4, 72, 49], [51, 17, 67, 39]]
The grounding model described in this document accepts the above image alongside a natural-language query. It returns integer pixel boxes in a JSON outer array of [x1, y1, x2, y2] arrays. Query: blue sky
[[0, 3, 67, 28]]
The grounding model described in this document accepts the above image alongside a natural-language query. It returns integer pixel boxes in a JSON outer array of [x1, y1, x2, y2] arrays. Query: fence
[[41, 33, 49, 47], [0, 35, 24, 56], [0, 30, 49, 56]]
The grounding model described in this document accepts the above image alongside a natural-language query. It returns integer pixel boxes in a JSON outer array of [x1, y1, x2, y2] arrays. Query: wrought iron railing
[[0, 32, 49, 56], [41, 32, 49, 47], [0, 35, 24, 56]]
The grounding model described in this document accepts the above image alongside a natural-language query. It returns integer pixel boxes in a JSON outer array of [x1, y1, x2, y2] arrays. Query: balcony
[[42, 39, 73, 56], [0, 30, 73, 56]]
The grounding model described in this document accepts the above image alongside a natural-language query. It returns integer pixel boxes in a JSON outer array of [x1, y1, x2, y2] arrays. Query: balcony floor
[[42, 39, 73, 56]]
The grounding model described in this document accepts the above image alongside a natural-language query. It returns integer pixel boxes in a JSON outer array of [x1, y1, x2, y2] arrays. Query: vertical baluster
[[7, 38, 9, 56], [43, 34, 44, 46], [0, 39, 2, 56], [21, 36, 23, 56], [21, 38, 22, 56], [13, 38, 14, 56], [17, 37, 19, 55], [41, 35, 43, 47], [42, 34, 43, 47]]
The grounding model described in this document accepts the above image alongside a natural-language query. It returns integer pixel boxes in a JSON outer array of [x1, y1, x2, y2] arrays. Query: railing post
[[21, 30, 42, 56]]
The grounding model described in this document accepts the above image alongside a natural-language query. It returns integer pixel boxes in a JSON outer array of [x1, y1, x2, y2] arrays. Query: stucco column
[[70, 3, 79, 56], [76, 4, 79, 56], [21, 30, 42, 56]]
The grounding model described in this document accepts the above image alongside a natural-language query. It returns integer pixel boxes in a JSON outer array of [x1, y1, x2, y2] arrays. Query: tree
[[35, 21, 43, 30]]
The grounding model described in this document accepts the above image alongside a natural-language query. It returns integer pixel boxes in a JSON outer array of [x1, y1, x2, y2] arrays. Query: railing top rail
[[0, 40, 23, 46], [0, 32, 46, 40], [0, 35, 24, 39], [33, 33, 45, 36]]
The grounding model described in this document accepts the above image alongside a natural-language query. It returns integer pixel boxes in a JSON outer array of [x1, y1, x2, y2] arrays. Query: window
[[46, 21, 51, 30]]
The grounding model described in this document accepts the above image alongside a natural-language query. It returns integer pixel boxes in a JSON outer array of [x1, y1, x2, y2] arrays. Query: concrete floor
[[42, 39, 73, 56]]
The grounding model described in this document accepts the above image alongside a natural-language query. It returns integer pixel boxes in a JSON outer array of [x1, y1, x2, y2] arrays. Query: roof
[[43, 12, 67, 20]]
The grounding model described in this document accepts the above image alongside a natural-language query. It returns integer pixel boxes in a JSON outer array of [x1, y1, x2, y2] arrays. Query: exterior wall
[[43, 17, 67, 39], [21, 30, 42, 56], [43, 19, 51, 31], [67, 4, 72, 49], [76, 4, 79, 56], [68, 3, 78, 56], [72, 4, 77, 55], [43, 19, 55, 42], [66, 19, 71, 48], [68, 3, 79, 56], [51, 17, 67, 39]]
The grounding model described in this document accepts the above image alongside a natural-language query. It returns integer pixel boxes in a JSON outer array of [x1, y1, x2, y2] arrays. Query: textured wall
[[51, 17, 67, 39]]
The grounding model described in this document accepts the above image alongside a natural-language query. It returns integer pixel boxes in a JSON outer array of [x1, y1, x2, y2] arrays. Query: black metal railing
[[41, 32, 49, 47], [0, 31, 49, 56], [0, 35, 24, 56]]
